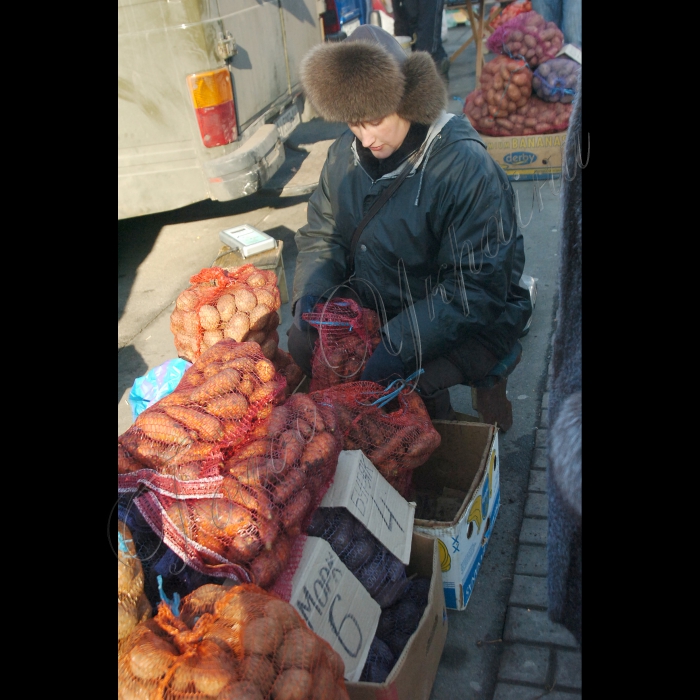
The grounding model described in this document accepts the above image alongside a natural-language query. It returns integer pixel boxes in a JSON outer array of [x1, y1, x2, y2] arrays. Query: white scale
[[218, 224, 277, 258]]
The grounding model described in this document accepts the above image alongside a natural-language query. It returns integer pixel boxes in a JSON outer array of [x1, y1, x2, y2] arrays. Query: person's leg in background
[[286, 323, 319, 378], [415, 338, 501, 420], [393, 0, 418, 39], [561, 0, 581, 48], [530, 0, 563, 26], [414, 0, 449, 81]]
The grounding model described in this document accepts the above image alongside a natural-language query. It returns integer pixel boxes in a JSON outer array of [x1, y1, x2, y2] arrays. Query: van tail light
[[186, 68, 238, 148], [322, 0, 341, 35]]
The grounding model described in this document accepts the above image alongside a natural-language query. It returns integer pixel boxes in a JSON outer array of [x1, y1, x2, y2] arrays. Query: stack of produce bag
[[464, 9, 578, 137], [118, 582, 350, 700]]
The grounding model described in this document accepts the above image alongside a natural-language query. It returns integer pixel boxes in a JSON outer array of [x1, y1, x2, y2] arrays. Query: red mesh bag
[[311, 382, 441, 498], [302, 298, 381, 392], [170, 264, 282, 363], [486, 11, 564, 68], [479, 55, 533, 118], [117, 582, 350, 700], [131, 392, 342, 587], [488, 0, 532, 30], [464, 89, 572, 136], [118, 340, 287, 500]]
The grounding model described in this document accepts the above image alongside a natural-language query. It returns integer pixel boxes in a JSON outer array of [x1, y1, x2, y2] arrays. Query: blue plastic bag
[[128, 358, 192, 421]]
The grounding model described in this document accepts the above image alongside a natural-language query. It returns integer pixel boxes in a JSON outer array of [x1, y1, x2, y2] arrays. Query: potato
[[216, 294, 237, 322], [255, 358, 276, 382], [249, 303, 272, 331], [218, 682, 264, 700], [239, 615, 284, 656], [275, 626, 322, 670], [176, 289, 199, 311], [128, 630, 177, 681], [238, 654, 277, 696], [199, 304, 221, 331], [254, 288, 277, 309], [311, 664, 338, 700], [247, 330, 268, 345], [247, 272, 267, 287], [223, 312, 251, 342], [272, 668, 313, 700], [182, 311, 200, 335], [203, 329, 223, 347], [234, 289, 258, 313], [263, 598, 302, 633]]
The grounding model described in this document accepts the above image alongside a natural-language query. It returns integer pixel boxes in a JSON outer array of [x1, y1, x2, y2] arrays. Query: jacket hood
[[299, 26, 447, 125]]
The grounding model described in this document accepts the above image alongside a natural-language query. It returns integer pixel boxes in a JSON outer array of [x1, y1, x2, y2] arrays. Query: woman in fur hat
[[288, 25, 532, 423]]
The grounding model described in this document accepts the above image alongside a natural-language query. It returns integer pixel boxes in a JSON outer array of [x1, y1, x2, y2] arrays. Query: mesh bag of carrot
[[310, 380, 441, 498], [131, 392, 342, 589], [302, 298, 381, 392], [117, 582, 350, 700], [118, 340, 287, 499], [170, 264, 282, 363]]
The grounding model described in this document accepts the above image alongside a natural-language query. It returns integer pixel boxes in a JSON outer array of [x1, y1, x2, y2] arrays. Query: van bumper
[[203, 124, 285, 201]]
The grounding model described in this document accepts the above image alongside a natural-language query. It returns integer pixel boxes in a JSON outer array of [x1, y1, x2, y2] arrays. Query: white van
[[118, 0, 327, 220]]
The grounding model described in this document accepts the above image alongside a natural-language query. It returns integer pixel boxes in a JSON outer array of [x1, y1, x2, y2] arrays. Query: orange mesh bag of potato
[[132, 392, 341, 589], [118, 521, 153, 652], [311, 382, 441, 498], [486, 10, 564, 68], [170, 265, 282, 363], [117, 582, 350, 700], [118, 340, 287, 500], [302, 298, 381, 392], [479, 55, 532, 118]]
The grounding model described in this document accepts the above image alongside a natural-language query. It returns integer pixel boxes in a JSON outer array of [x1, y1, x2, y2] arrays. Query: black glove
[[293, 295, 319, 333], [361, 338, 405, 387]]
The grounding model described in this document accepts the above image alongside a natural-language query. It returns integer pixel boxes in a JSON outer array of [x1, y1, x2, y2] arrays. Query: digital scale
[[218, 224, 277, 258]]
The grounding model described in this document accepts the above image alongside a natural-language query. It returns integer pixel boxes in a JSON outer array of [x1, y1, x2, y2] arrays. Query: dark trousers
[[393, 0, 447, 63], [287, 324, 499, 419]]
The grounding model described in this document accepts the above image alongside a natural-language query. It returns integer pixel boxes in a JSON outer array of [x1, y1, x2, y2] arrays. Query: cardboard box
[[320, 450, 416, 565], [482, 130, 568, 181], [412, 421, 500, 611], [346, 532, 448, 700], [288, 536, 382, 682]]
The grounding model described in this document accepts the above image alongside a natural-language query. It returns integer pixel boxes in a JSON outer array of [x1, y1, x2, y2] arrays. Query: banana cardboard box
[[412, 422, 500, 611]]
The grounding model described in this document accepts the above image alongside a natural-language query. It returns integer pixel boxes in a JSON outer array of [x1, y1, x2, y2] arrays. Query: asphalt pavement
[[118, 19, 581, 700]]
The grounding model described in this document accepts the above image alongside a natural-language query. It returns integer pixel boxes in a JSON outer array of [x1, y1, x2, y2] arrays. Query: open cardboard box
[[345, 531, 448, 700], [412, 421, 500, 611]]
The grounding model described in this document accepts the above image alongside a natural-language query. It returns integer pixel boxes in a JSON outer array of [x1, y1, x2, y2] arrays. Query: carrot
[[300, 431, 338, 473], [280, 489, 312, 536]]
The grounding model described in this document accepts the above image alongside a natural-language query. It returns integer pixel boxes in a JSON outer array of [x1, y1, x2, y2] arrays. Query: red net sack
[[170, 264, 282, 363], [117, 582, 350, 700], [311, 382, 441, 498], [118, 341, 287, 499], [302, 298, 381, 392], [488, 0, 532, 30], [479, 55, 532, 117], [486, 11, 564, 68], [532, 57, 580, 103], [465, 89, 572, 136], [133, 392, 342, 587]]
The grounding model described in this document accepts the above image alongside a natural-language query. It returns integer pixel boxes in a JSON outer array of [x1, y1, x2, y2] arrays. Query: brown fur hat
[[300, 25, 446, 125]]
